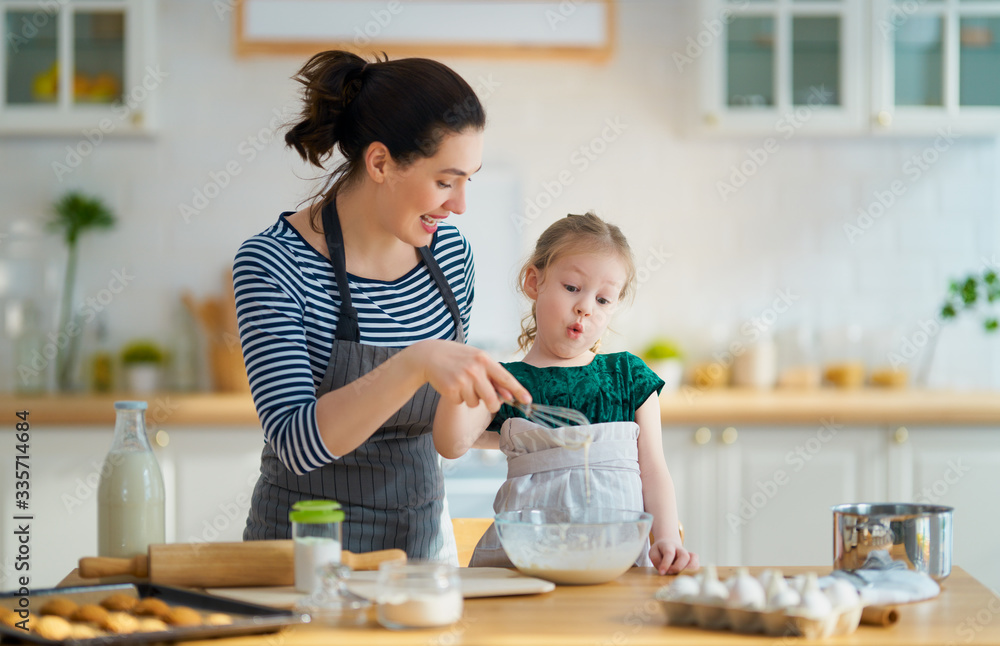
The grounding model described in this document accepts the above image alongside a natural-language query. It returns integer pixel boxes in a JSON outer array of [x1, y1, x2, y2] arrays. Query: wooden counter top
[[175, 566, 997, 645], [4, 389, 1000, 427]]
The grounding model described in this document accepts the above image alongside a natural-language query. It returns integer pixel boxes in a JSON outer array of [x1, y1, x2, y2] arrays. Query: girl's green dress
[[488, 351, 665, 430]]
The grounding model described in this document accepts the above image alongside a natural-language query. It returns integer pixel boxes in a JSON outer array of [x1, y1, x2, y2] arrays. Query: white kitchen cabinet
[[871, 0, 1000, 134], [698, 0, 1000, 135], [697, 0, 867, 135], [886, 425, 1000, 593], [159, 426, 264, 545], [0, 423, 263, 590], [663, 422, 886, 569], [0, 427, 118, 589], [0, 0, 158, 134]]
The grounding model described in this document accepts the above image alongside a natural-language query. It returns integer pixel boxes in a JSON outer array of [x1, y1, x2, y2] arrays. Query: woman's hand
[[408, 340, 531, 411], [649, 539, 699, 575]]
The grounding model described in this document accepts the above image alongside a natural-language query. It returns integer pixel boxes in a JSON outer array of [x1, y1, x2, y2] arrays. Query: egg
[[765, 573, 801, 610], [824, 578, 860, 609], [663, 574, 701, 601], [726, 567, 765, 610], [795, 573, 833, 619], [698, 565, 729, 603]]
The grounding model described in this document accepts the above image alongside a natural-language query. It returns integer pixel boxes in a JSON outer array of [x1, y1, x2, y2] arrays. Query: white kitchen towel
[[469, 418, 652, 568], [823, 566, 941, 605]]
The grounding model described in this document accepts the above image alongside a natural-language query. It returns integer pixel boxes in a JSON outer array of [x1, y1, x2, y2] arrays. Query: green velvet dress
[[487, 352, 665, 431]]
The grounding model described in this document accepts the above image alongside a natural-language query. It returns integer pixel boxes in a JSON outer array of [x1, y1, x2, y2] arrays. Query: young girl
[[433, 212, 698, 575]]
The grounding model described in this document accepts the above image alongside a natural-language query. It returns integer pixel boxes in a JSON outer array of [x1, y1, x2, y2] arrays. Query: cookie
[[132, 597, 171, 618], [205, 612, 233, 626], [33, 616, 72, 641], [70, 603, 109, 624], [100, 593, 138, 612], [0, 608, 27, 630], [100, 611, 139, 634], [135, 617, 168, 633], [69, 623, 100, 639], [39, 597, 77, 618], [164, 606, 202, 627]]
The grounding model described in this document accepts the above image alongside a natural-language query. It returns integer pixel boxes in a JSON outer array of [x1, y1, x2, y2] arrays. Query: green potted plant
[[47, 191, 116, 390], [121, 339, 167, 393], [641, 338, 684, 392], [917, 268, 1000, 386]]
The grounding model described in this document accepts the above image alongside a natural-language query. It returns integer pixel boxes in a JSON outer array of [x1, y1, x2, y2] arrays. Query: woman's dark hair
[[284, 50, 486, 229]]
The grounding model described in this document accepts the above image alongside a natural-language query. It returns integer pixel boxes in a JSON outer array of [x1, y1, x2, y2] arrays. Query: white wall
[[1, 0, 997, 390]]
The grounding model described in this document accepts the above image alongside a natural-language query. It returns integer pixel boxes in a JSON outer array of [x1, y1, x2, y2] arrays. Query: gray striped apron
[[244, 200, 465, 561]]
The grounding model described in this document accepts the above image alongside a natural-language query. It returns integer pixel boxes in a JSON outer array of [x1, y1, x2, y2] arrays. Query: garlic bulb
[[765, 571, 801, 610], [664, 574, 700, 601], [757, 569, 780, 591], [824, 578, 860, 609], [726, 567, 765, 610], [795, 573, 833, 618], [698, 565, 729, 603]]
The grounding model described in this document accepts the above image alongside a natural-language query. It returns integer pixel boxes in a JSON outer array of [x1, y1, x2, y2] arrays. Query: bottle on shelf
[[97, 400, 166, 557]]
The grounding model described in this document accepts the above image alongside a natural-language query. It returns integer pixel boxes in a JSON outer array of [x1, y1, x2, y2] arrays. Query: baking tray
[[0, 582, 307, 645]]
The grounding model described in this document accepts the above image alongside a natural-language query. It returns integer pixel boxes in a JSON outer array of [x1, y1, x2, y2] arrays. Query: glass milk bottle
[[97, 401, 166, 557]]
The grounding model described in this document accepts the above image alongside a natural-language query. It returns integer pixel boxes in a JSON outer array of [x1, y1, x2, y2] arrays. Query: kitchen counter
[[5, 389, 1000, 427], [167, 566, 996, 645]]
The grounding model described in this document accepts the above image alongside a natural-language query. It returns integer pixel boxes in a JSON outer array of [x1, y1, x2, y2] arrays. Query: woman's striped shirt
[[233, 213, 475, 475]]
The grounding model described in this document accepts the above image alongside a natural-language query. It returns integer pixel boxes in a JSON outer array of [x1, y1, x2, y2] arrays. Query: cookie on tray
[[100, 593, 138, 612], [133, 597, 171, 619], [100, 611, 139, 634], [39, 597, 77, 618], [33, 616, 72, 641], [70, 603, 110, 624], [205, 612, 234, 626], [164, 606, 202, 627], [135, 617, 169, 633]]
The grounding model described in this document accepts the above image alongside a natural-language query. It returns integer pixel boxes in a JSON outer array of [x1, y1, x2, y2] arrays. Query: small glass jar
[[376, 562, 462, 630], [294, 563, 370, 627], [289, 500, 343, 593]]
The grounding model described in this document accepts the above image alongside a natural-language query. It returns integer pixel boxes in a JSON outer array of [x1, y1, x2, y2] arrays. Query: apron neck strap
[[321, 199, 361, 342]]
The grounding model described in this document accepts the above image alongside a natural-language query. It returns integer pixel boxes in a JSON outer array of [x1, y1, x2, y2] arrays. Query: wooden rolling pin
[[78, 541, 405, 588]]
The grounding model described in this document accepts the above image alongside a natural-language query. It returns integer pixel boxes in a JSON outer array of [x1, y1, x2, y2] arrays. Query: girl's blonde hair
[[516, 212, 637, 354]]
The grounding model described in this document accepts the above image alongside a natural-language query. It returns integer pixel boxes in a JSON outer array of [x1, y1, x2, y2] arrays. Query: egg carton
[[653, 590, 863, 639]]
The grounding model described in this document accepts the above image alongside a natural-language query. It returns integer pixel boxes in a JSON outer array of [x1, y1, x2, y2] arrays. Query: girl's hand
[[409, 340, 531, 412], [649, 539, 699, 575]]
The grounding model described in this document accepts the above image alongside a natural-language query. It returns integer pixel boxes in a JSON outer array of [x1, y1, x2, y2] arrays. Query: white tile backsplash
[[1, 0, 998, 389]]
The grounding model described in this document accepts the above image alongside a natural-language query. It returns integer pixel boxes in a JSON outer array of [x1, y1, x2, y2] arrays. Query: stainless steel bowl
[[832, 503, 953, 581]]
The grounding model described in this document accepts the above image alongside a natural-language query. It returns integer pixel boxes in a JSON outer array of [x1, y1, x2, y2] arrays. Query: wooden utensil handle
[[860, 604, 900, 627], [343, 548, 406, 571], [78, 555, 149, 578]]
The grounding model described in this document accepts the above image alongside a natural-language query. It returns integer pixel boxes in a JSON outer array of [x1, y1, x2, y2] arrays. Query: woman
[[234, 50, 529, 561]]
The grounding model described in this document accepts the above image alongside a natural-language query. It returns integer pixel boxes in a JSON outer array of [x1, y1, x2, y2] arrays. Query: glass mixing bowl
[[494, 508, 653, 585]]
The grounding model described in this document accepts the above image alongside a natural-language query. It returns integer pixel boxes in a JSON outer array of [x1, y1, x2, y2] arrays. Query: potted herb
[[121, 339, 166, 393], [47, 191, 116, 390], [916, 268, 1000, 386], [641, 338, 684, 392]]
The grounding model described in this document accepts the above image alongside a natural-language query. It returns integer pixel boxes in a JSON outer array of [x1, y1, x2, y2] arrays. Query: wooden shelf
[[4, 389, 1000, 427], [659, 388, 1000, 426]]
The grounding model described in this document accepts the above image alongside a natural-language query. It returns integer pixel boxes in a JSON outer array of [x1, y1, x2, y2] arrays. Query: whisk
[[508, 400, 590, 429]]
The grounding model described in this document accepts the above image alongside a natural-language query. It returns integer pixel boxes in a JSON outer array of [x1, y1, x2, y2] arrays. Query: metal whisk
[[508, 400, 590, 429]]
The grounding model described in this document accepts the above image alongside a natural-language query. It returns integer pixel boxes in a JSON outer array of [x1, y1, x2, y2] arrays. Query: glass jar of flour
[[290, 500, 344, 593]]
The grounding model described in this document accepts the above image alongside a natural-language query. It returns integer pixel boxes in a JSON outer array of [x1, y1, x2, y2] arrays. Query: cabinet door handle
[[154, 429, 170, 448], [721, 427, 738, 445], [893, 426, 908, 444], [694, 427, 712, 445], [876, 110, 893, 127]]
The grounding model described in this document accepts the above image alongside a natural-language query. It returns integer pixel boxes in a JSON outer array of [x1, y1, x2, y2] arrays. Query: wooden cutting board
[[206, 567, 555, 607]]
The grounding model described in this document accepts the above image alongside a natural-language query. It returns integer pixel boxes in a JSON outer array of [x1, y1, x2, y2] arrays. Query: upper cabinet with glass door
[[0, 0, 156, 134], [872, 0, 1000, 134], [699, 0, 866, 135]]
